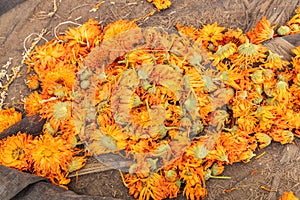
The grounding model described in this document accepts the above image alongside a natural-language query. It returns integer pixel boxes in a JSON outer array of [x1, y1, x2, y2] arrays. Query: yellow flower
[[255, 106, 276, 131], [292, 46, 300, 59], [127, 50, 155, 67], [29, 133, 73, 185], [218, 63, 243, 90], [198, 22, 225, 48], [99, 124, 128, 149], [0, 107, 22, 132], [103, 20, 139, 40], [24, 91, 43, 116], [0, 132, 32, 170]]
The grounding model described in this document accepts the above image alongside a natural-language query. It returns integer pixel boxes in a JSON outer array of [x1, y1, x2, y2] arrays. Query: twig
[[23, 32, 49, 55], [35, 0, 60, 19]]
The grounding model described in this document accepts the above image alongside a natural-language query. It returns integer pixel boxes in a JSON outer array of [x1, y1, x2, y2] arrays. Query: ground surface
[[0, 0, 300, 199]]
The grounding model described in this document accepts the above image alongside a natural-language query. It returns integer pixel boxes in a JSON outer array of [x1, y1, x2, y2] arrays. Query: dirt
[[1, 0, 300, 199]]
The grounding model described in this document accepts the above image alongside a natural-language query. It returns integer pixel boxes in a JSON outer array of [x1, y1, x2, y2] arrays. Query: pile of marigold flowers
[[0, 6, 300, 200]]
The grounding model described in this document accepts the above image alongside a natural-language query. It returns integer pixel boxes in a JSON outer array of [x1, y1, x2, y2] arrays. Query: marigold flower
[[292, 46, 300, 59], [219, 131, 257, 164], [0, 132, 32, 170], [26, 74, 40, 90], [40, 100, 72, 131], [198, 22, 225, 48], [64, 18, 103, 48], [246, 16, 275, 44], [103, 20, 139, 40], [40, 63, 76, 98], [236, 115, 258, 133], [268, 129, 294, 144], [255, 106, 276, 131], [0, 107, 22, 132], [34, 42, 65, 70], [263, 51, 290, 70], [212, 43, 237, 65], [233, 39, 266, 68], [210, 162, 225, 176], [24, 91, 43, 116], [176, 23, 200, 41], [29, 133, 73, 185], [221, 28, 247, 46]]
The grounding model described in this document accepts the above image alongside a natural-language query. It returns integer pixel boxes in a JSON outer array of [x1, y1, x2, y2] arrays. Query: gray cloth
[[0, 165, 122, 200]]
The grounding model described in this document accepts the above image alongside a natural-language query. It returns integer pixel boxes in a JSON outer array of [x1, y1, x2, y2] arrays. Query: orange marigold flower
[[221, 28, 247, 46], [198, 22, 225, 48], [26, 74, 40, 90], [255, 106, 276, 131], [0, 107, 22, 132], [232, 39, 267, 68], [236, 115, 258, 133], [103, 20, 139, 40], [219, 131, 257, 164], [176, 23, 200, 41], [40, 63, 76, 98], [0, 132, 32, 170], [278, 191, 299, 200], [64, 18, 103, 48], [246, 16, 275, 44], [29, 133, 73, 185], [99, 124, 128, 149], [40, 100, 72, 131], [34, 42, 65, 70], [24, 91, 43, 116], [147, 0, 171, 11]]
